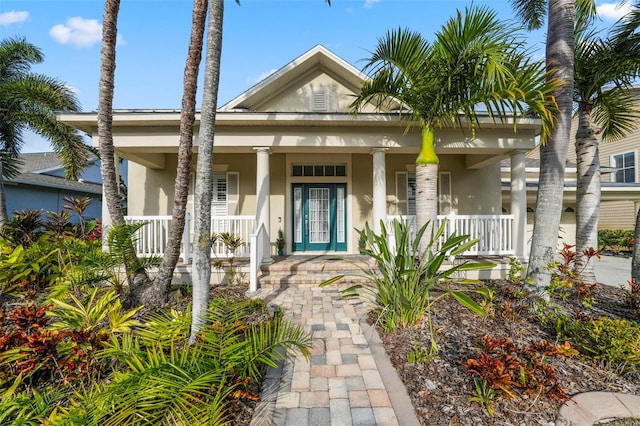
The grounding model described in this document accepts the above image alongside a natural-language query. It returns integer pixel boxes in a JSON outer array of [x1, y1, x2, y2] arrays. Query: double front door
[[292, 183, 347, 252]]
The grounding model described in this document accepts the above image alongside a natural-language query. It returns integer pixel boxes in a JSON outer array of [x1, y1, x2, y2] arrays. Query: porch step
[[258, 255, 376, 289]]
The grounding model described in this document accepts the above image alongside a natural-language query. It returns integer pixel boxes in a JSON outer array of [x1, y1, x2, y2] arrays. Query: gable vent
[[311, 88, 330, 112]]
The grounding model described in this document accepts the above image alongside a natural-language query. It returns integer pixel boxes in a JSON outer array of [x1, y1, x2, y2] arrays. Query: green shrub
[[321, 219, 492, 350], [556, 316, 640, 373], [598, 229, 635, 252]]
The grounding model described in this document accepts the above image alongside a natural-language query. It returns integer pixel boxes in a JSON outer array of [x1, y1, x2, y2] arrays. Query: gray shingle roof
[[9, 152, 101, 194]]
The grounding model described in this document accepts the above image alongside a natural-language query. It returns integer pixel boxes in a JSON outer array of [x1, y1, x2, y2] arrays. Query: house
[[509, 89, 640, 247], [58, 45, 543, 286], [5, 152, 103, 220]]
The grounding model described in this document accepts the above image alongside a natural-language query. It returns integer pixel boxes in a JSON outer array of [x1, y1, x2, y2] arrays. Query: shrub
[[555, 316, 640, 373], [465, 335, 574, 412], [598, 229, 635, 252], [321, 219, 492, 349]]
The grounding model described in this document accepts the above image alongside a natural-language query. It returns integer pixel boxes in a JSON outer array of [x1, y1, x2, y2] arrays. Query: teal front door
[[292, 183, 347, 252]]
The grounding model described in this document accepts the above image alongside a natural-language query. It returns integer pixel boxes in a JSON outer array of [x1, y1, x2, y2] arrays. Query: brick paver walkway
[[250, 285, 419, 426]]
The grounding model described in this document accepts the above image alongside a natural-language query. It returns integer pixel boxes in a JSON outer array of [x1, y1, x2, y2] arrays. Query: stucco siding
[[256, 71, 362, 113], [351, 153, 373, 249], [440, 155, 502, 215]]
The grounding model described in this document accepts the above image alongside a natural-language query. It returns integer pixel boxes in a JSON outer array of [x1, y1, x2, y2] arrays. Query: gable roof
[[220, 45, 368, 111], [9, 152, 101, 194]]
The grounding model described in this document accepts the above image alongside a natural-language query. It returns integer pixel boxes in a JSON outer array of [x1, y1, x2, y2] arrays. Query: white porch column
[[371, 148, 388, 233], [510, 151, 527, 259], [254, 147, 272, 262]]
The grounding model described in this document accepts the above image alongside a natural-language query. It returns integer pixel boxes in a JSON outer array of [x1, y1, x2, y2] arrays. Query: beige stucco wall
[[440, 155, 502, 214], [128, 157, 176, 216], [257, 71, 376, 113]]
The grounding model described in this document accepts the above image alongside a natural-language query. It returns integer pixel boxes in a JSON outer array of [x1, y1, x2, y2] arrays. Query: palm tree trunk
[[98, 0, 124, 226], [0, 159, 8, 226], [526, 0, 575, 292], [415, 126, 439, 254], [574, 106, 600, 283], [98, 0, 149, 306], [190, 0, 223, 344], [147, 0, 207, 306]]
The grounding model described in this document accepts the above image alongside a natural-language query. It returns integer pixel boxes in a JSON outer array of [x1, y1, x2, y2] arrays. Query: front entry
[[292, 183, 347, 252]]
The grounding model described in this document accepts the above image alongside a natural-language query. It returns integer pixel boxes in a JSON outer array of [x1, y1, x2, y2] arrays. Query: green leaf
[[451, 290, 485, 316]]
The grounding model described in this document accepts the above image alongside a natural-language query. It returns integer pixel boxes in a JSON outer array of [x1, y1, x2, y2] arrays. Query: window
[[292, 164, 347, 177], [211, 172, 239, 216], [396, 171, 450, 215], [612, 151, 636, 183], [407, 173, 416, 215]]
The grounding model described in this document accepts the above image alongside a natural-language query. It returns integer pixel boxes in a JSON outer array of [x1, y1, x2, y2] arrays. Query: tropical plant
[[150, 0, 208, 307], [0, 37, 90, 225], [321, 219, 492, 353], [190, 0, 225, 343], [58, 298, 312, 425], [350, 5, 559, 253], [510, 0, 597, 291], [0, 209, 44, 247], [573, 4, 640, 282], [97, 0, 151, 307]]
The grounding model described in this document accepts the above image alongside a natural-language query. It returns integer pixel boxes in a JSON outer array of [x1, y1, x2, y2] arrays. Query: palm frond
[[509, 0, 547, 31], [592, 88, 640, 141]]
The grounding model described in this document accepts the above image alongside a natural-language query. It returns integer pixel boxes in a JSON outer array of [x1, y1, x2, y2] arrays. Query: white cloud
[[364, 0, 381, 9], [597, 2, 633, 20], [49, 17, 102, 47], [249, 69, 277, 85], [0, 10, 29, 26]]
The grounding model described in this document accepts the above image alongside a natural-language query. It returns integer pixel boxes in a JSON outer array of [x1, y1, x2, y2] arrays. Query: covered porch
[[125, 212, 521, 290]]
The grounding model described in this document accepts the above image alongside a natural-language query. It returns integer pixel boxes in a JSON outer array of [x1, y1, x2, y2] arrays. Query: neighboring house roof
[[9, 152, 102, 194]]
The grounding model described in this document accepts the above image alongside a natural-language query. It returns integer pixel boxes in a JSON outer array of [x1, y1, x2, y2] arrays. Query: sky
[[0, 0, 632, 152]]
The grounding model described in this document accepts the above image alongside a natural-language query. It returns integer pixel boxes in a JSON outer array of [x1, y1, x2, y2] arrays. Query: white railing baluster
[[387, 214, 515, 256]]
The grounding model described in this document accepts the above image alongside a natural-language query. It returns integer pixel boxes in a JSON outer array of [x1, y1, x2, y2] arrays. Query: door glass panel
[[309, 188, 330, 243], [294, 187, 302, 243], [337, 186, 345, 243]]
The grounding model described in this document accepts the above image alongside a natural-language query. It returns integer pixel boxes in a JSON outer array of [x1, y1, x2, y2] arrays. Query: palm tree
[[573, 5, 640, 283], [149, 0, 208, 306], [97, 0, 151, 307], [350, 6, 559, 253], [509, 0, 596, 290], [0, 37, 89, 225], [191, 0, 224, 343]]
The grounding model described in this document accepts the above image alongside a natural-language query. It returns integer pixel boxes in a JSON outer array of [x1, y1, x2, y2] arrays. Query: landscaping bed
[[374, 280, 640, 425]]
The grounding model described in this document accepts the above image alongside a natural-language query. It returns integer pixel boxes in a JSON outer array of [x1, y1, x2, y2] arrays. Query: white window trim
[[610, 150, 637, 183]]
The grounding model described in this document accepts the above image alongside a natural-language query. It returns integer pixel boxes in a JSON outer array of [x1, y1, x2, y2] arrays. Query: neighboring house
[[518, 88, 640, 239], [6, 152, 102, 221], [58, 45, 542, 284]]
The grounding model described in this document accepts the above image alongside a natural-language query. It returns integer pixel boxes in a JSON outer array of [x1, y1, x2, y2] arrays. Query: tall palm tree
[[573, 5, 640, 283], [149, 0, 208, 307], [191, 0, 224, 343], [350, 6, 559, 253], [510, 0, 596, 290], [0, 37, 89, 225], [98, 0, 153, 307]]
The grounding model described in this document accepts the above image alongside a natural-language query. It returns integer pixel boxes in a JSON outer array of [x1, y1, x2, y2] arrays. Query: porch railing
[[124, 214, 256, 260], [386, 214, 515, 256]]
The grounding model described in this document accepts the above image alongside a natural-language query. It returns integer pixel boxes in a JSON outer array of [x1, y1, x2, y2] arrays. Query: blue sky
[[0, 0, 631, 152]]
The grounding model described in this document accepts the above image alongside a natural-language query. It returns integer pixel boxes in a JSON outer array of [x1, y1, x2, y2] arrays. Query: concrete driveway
[[593, 255, 632, 288]]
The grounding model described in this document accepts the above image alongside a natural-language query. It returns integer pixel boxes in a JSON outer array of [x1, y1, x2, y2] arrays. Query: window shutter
[[396, 172, 408, 215], [439, 172, 451, 215], [227, 172, 239, 215]]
